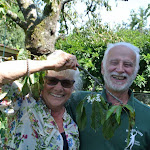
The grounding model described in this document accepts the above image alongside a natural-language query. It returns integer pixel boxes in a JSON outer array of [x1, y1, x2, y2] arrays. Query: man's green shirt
[[66, 90, 150, 150]]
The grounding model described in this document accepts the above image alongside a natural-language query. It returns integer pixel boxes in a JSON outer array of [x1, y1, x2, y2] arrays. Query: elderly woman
[[0, 50, 80, 150]]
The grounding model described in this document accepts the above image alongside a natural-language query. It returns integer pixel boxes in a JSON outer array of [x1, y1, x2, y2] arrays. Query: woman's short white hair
[[102, 42, 140, 74], [46, 50, 82, 91]]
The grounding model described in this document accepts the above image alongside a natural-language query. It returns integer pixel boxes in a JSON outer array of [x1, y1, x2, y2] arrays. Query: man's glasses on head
[[44, 76, 75, 88]]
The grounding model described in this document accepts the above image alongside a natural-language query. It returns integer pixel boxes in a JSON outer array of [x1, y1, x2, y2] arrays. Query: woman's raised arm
[[0, 50, 78, 86]]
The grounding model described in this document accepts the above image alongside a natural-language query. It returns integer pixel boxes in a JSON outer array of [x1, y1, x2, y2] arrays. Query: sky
[[76, 0, 150, 29], [100, 0, 150, 28]]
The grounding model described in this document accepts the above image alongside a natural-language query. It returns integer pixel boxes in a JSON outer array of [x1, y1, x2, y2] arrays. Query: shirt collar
[[101, 88, 134, 107]]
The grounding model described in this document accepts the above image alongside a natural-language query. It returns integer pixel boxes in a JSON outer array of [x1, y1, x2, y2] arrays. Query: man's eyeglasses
[[44, 76, 75, 88]]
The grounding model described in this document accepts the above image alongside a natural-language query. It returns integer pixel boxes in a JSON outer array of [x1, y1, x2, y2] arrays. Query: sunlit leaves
[[142, 53, 150, 64], [134, 74, 146, 89], [17, 49, 29, 60], [0, 0, 9, 18], [129, 6, 150, 31], [0, 17, 25, 50]]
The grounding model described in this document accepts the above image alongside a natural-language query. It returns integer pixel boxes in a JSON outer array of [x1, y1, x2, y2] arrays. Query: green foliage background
[[56, 19, 150, 92], [0, 20, 25, 49], [0, 1, 25, 49]]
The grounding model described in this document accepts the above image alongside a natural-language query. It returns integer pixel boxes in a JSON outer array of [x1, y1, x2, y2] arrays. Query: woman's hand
[[47, 50, 78, 71]]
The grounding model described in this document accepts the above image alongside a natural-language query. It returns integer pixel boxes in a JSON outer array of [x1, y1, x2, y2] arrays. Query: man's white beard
[[103, 69, 136, 92]]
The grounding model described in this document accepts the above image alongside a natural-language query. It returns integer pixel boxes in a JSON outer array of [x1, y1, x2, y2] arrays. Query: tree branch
[[62, 13, 69, 34], [16, 0, 38, 27], [60, 0, 80, 34], [61, 0, 73, 11], [77, 65, 103, 88], [60, 0, 73, 34], [6, 10, 27, 30], [85, 1, 94, 16]]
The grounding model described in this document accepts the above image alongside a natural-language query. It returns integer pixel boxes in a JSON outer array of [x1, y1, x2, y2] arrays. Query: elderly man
[[67, 42, 150, 150]]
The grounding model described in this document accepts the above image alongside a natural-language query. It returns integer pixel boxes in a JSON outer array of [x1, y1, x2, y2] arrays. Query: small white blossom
[[87, 94, 101, 104]]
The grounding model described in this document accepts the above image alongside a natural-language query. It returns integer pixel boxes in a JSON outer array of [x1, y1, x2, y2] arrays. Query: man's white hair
[[102, 42, 140, 75]]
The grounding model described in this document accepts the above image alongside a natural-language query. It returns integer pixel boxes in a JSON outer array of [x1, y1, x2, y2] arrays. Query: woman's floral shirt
[[0, 82, 79, 150]]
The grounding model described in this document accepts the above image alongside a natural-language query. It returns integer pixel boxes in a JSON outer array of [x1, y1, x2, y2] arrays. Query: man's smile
[[112, 75, 127, 80]]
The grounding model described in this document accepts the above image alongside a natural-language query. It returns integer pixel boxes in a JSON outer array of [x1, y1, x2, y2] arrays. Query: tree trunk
[[25, 11, 60, 55], [8, 0, 62, 55]]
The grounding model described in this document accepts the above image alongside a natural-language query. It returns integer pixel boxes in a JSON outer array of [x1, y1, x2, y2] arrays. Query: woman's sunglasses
[[44, 76, 75, 88]]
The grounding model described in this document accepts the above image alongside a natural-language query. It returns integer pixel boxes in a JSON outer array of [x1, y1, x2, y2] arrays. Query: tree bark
[[8, 0, 63, 55], [25, 7, 61, 55]]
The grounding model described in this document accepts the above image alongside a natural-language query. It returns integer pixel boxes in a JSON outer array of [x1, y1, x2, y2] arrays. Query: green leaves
[[0, 112, 7, 142], [106, 105, 118, 120], [17, 49, 29, 60], [91, 101, 102, 130], [21, 71, 46, 100], [103, 105, 122, 139], [115, 106, 122, 124], [31, 83, 40, 100], [123, 104, 135, 145], [0, 0, 9, 18], [76, 100, 87, 130], [124, 104, 135, 128], [22, 76, 31, 96], [106, 105, 122, 125], [124, 104, 134, 113], [102, 115, 119, 140], [76, 94, 135, 140]]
